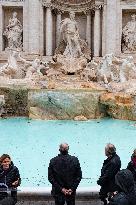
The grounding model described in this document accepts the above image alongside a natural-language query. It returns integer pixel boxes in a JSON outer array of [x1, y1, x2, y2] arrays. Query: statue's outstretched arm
[[18, 53, 32, 65]]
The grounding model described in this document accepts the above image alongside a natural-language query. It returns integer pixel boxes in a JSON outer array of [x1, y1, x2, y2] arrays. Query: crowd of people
[[0, 143, 136, 205]]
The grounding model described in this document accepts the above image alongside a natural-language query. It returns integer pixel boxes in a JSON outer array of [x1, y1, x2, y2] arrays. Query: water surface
[[0, 117, 135, 187]]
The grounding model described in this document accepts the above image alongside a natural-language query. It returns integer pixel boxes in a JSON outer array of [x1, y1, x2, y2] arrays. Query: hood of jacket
[[115, 169, 136, 205], [115, 169, 134, 193]]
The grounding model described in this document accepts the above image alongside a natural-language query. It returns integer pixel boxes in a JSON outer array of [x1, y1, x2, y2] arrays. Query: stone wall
[[0, 86, 28, 116], [0, 85, 136, 121]]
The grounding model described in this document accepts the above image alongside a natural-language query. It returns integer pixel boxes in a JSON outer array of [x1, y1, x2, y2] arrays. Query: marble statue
[[18, 54, 44, 79], [119, 56, 136, 83], [53, 11, 91, 74], [56, 11, 91, 59], [80, 60, 98, 82], [97, 54, 115, 84], [19, 54, 49, 79], [0, 49, 19, 78], [59, 11, 83, 58], [3, 12, 23, 50], [122, 14, 136, 53]]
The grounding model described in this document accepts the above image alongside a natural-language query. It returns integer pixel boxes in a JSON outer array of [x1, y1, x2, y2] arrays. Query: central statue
[[56, 11, 90, 59], [60, 11, 83, 58]]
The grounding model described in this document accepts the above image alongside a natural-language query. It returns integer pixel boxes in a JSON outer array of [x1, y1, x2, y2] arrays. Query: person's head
[[0, 154, 11, 170], [132, 149, 136, 158], [13, 12, 17, 18], [105, 143, 116, 157], [69, 11, 75, 20], [115, 169, 134, 193], [59, 143, 69, 155], [131, 14, 136, 21]]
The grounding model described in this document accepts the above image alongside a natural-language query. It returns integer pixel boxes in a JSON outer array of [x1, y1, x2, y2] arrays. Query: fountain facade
[[0, 0, 136, 121]]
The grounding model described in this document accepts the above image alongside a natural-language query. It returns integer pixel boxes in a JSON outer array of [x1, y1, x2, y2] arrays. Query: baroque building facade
[[0, 0, 136, 57]]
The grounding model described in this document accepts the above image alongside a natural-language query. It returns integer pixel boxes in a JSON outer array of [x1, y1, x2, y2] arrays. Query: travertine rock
[[28, 90, 104, 120], [74, 115, 88, 121], [100, 92, 136, 120]]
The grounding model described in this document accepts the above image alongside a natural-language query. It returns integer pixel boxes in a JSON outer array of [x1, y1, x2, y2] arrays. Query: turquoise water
[[0, 117, 136, 187]]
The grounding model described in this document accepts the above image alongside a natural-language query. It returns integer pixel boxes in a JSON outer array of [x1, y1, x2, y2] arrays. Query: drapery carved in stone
[[40, 0, 104, 12]]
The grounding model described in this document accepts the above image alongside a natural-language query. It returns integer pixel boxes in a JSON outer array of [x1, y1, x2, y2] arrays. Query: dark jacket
[[108, 169, 136, 205], [0, 162, 21, 202], [127, 157, 136, 181], [48, 153, 82, 196], [97, 153, 121, 193]]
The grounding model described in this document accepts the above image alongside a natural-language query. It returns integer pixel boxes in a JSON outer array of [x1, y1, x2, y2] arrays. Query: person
[[0, 154, 21, 205], [48, 143, 82, 205], [97, 143, 121, 205], [59, 11, 83, 58], [127, 149, 136, 182], [122, 14, 136, 52], [108, 169, 136, 205], [3, 12, 23, 49]]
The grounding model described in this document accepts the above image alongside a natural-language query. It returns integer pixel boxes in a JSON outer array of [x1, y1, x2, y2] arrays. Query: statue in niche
[[54, 11, 91, 74], [122, 14, 136, 53], [3, 12, 23, 50], [56, 11, 91, 59]]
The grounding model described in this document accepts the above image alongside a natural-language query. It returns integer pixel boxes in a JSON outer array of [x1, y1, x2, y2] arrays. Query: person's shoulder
[[69, 155, 80, 162], [127, 161, 133, 167], [111, 192, 128, 205], [112, 154, 121, 161], [50, 155, 59, 163], [12, 165, 19, 172]]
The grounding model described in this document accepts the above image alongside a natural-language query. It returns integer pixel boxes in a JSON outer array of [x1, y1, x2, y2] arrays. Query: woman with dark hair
[[0, 154, 21, 205], [108, 169, 136, 205], [127, 149, 136, 182]]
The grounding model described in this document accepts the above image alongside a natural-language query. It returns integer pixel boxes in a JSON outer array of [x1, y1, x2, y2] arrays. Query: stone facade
[[0, 0, 135, 57]]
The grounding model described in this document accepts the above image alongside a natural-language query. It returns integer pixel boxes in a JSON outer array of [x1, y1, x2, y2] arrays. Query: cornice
[[40, 0, 104, 12]]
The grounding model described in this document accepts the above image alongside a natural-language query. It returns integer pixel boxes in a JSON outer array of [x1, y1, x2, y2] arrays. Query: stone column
[[23, 0, 29, 52], [86, 11, 91, 49], [56, 11, 62, 46], [105, 0, 117, 54], [0, 5, 3, 52], [28, 0, 41, 54], [46, 7, 53, 56], [93, 6, 101, 57]]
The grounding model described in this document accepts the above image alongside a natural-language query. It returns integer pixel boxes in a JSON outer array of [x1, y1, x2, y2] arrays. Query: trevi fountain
[[0, 0, 136, 121]]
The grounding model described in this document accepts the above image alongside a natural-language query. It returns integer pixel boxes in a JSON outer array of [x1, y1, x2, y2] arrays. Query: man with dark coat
[[108, 169, 136, 205], [97, 143, 121, 205], [48, 143, 82, 205]]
